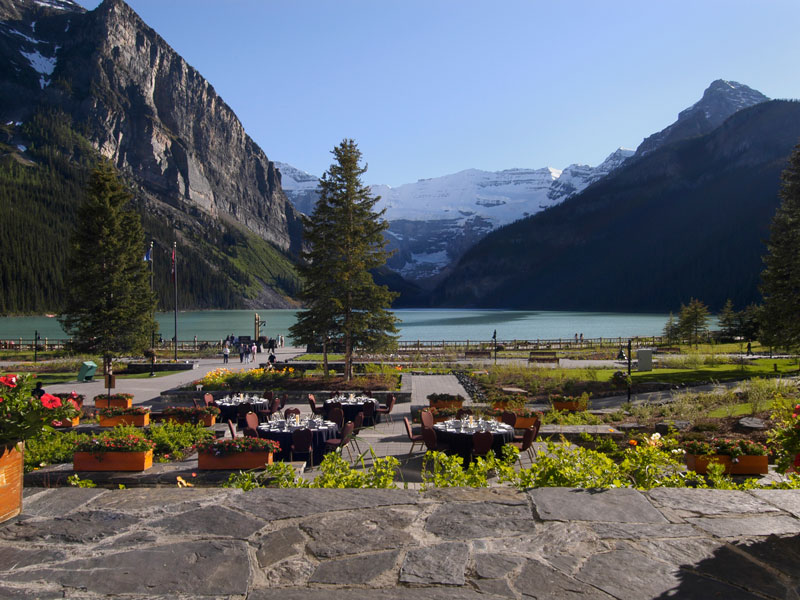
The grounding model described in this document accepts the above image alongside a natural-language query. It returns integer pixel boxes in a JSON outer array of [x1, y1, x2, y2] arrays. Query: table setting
[[433, 417, 515, 459], [257, 414, 339, 464], [324, 394, 381, 423], [214, 394, 270, 423]]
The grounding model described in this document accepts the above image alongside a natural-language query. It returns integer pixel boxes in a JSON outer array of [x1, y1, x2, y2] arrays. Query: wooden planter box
[[197, 451, 274, 470], [73, 450, 153, 472], [165, 414, 217, 427], [98, 413, 150, 427], [52, 417, 80, 428], [494, 415, 538, 429], [686, 454, 769, 475], [0, 442, 23, 524], [432, 415, 451, 424], [552, 401, 582, 412], [95, 397, 133, 409], [430, 399, 463, 410]]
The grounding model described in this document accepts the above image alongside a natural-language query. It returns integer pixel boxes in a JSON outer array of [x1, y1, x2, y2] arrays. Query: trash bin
[[637, 350, 653, 372], [77, 361, 97, 382]]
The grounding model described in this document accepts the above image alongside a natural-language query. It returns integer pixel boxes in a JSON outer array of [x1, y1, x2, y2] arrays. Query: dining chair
[[280, 393, 289, 410], [421, 426, 448, 452], [284, 407, 301, 421], [456, 407, 473, 420], [203, 393, 215, 407], [264, 390, 274, 402], [471, 431, 494, 461], [514, 417, 540, 443], [243, 412, 260, 438], [290, 427, 314, 466], [404, 417, 424, 455], [376, 395, 396, 424], [501, 411, 517, 428], [328, 406, 345, 430], [308, 395, 325, 416], [192, 398, 201, 409], [227, 419, 238, 439], [362, 401, 376, 427], [420, 409, 434, 429], [349, 412, 366, 454], [324, 421, 355, 462], [512, 426, 538, 466]]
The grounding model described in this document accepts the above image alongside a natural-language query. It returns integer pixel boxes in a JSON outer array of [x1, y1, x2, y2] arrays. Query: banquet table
[[433, 420, 515, 463], [257, 419, 339, 465], [324, 396, 381, 424], [215, 395, 270, 424]]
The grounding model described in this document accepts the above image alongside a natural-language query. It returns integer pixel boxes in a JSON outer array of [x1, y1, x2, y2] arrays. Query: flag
[[143, 248, 151, 262]]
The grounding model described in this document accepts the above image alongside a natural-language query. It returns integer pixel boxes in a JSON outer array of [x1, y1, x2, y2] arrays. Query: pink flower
[[40, 394, 61, 409]]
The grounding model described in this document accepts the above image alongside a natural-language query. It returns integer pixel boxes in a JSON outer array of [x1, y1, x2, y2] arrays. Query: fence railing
[[0, 338, 226, 352]]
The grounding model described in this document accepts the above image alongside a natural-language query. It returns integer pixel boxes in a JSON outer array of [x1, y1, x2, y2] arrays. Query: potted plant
[[427, 406, 460, 423], [682, 438, 769, 475], [73, 430, 156, 471], [486, 406, 542, 429], [488, 394, 526, 411], [550, 393, 590, 412], [162, 405, 220, 426], [94, 393, 134, 409], [427, 393, 465, 410], [97, 406, 150, 427], [55, 392, 85, 409], [0, 374, 80, 523], [195, 437, 280, 470]]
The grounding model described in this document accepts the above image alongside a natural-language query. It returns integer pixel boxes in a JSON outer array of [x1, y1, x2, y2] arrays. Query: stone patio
[[1, 487, 798, 598]]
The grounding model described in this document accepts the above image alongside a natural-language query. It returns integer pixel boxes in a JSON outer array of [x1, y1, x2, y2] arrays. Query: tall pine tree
[[761, 144, 800, 353], [678, 298, 710, 348], [290, 140, 398, 380], [59, 161, 157, 375]]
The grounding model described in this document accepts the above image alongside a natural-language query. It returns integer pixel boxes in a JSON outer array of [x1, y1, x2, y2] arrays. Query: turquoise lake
[[0, 309, 673, 343]]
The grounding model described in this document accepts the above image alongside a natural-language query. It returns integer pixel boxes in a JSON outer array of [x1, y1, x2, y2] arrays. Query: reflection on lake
[[0, 309, 672, 342]]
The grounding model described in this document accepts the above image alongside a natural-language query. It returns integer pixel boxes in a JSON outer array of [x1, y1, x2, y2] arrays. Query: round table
[[324, 396, 381, 424], [215, 396, 270, 424], [433, 420, 515, 463], [258, 420, 339, 465]]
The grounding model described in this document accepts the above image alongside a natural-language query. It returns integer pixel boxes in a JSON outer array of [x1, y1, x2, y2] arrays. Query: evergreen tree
[[662, 312, 679, 346], [718, 299, 739, 341], [59, 161, 157, 375], [761, 144, 800, 352], [289, 140, 398, 380], [678, 298, 710, 348]]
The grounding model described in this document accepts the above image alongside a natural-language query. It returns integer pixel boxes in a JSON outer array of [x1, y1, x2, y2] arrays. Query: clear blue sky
[[76, 0, 800, 186]]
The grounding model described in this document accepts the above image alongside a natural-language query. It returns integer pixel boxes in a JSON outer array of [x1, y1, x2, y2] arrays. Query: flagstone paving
[[2, 487, 798, 599]]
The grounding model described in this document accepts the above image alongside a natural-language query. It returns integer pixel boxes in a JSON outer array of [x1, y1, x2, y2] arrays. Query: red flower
[[69, 399, 80, 411], [40, 394, 62, 409], [0, 374, 18, 388]]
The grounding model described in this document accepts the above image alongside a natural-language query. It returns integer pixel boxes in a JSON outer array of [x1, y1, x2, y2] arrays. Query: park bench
[[464, 349, 492, 359], [654, 347, 681, 354], [528, 351, 559, 364]]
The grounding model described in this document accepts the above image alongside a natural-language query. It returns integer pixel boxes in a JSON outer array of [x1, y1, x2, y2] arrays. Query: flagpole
[[149, 240, 155, 377], [173, 241, 178, 362]]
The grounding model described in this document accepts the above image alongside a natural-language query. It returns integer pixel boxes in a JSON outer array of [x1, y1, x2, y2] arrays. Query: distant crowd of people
[[221, 334, 284, 368]]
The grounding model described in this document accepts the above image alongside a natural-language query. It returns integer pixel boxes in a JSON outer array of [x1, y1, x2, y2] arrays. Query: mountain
[[636, 79, 768, 156], [431, 99, 800, 312], [0, 0, 302, 313], [279, 148, 636, 283]]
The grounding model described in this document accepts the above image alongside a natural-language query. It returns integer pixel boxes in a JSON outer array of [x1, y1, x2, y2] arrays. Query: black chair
[[328, 406, 345, 430], [376, 395, 396, 424], [501, 411, 517, 428], [290, 428, 314, 466], [471, 431, 494, 461], [325, 421, 355, 462], [308, 394, 325, 416], [362, 401, 376, 427], [512, 426, 538, 465], [284, 407, 301, 421], [421, 426, 448, 452], [456, 407, 473, 420], [404, 417, 424, 455]]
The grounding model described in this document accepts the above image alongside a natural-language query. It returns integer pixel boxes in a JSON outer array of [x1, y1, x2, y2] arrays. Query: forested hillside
[[432, 101, 800, 312]]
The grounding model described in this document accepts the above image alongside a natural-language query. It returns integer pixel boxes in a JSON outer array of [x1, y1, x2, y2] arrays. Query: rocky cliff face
[[0, 0, 303, 308]]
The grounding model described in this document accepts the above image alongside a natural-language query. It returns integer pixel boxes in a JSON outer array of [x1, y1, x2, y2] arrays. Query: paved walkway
[[3, 487, 799, 598]]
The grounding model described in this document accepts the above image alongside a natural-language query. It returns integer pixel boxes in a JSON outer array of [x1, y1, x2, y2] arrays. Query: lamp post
[[627, 339, 632, 402], [492, 330, 497, 365], [34, 330, 39, 363]]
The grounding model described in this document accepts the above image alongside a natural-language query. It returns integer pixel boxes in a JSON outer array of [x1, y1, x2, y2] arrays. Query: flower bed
[[192, 367, 399, 392], [195, 437, 280, 470], [549, 394, 590, 412]]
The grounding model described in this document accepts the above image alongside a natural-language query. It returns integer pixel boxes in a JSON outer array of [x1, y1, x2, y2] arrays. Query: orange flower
[[628, 439, 638, 446]]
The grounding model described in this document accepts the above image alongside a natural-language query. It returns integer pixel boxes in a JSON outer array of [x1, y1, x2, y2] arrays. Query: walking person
[[244, 343, 251, 364], [238, 343, 244, 363], [223, 343, 229, 364], [251, 342, 257, 363]]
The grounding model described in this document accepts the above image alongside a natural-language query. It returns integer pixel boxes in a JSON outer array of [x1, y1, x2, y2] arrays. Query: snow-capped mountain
[[636, 80, 768, 156], [278, 148, 634, 280]]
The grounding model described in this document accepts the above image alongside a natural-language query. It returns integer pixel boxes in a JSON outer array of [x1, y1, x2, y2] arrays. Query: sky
[[75, 0, 800, 187]]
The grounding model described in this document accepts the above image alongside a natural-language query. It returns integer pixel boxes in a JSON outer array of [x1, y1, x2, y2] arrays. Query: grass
[[706, 403, 762, 418], [32, 369, 184, 385]]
